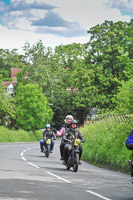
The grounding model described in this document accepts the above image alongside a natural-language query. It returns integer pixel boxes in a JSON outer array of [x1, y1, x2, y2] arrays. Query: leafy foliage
[[0, 76, 16, 127], [0, 49, 25, 80], [113, 79, 133, 114], [0, 20, 132, 128], [85, 20, 132, 110], [15, 84, 53, 131]]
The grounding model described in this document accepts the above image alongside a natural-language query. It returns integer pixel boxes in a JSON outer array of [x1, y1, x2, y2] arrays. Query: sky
[[0, 0, 132, 54]]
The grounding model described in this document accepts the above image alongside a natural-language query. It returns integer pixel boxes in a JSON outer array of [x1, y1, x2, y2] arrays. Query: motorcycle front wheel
[[73, 153, 79, 172], [45, 144, 50, 158], [131, 163, 133, 177]]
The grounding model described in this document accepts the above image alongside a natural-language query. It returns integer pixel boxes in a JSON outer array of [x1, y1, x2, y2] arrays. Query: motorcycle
[[65, 137, 82, 172], [43, 137, 51, 158], [128, 160, 133, 184]]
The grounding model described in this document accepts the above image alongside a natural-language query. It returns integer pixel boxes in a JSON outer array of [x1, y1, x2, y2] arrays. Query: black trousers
[[60, 142, 65, 158], [126, 143, 133, 150]]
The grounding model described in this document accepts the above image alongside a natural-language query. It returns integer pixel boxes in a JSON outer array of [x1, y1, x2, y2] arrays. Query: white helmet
[[46, 124, 50, 128], [65, 115, 73, 120]]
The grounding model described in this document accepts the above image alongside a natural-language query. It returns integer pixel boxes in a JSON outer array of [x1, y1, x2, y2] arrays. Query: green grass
[[0, 126, 42, 143], [80, 116, 133, 173]]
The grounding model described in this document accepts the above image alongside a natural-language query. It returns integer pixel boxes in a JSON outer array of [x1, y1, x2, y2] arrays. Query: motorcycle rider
[[125, 129, 133, 178], [62, 119, 85, 165], [56, 115, 73, 160], [125, 129, 133, 151], [40, 124, 56, 153]]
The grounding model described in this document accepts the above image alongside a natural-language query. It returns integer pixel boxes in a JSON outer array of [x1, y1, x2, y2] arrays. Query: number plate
[[68, 145, 72, 150], [74, 138, 80, 146], [46, 139, 51, 144]]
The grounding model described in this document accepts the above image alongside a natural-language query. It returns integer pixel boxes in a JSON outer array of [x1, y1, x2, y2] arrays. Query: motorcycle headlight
[[68, 146, 72, 150]]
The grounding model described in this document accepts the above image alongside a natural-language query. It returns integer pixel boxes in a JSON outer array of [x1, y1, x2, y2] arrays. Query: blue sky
[[0, 0, 132, 53], [121, 11, 133, 18], [2, 0, 10, 5]]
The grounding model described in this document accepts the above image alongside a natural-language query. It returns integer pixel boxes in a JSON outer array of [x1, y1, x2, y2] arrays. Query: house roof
[[3, 81, 16, 87], [11, 68, 22, 77], [3, 68, 22, 89]]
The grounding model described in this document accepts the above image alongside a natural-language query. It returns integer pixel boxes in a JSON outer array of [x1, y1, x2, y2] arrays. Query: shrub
[[0, 126, 42, 143], [80, 116, 133, 173]]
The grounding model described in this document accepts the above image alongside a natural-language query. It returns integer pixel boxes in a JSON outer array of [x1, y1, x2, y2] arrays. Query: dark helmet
[[70, 120, 77, 131], [70, 119, 77, 125], [46, 124, 50, 128]]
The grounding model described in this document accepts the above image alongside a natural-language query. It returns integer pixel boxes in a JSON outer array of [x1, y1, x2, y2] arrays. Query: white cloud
[[105, 0, 133, 12], [0, 0, 131, 53], [14, 18, 34, 31], [25, 0, 35, 4], [30, 9, 47, 20], [1, 0, 131, 31], [11, 11, 23, 16], [0, 24, 90, 54], [43, 0, 131, 29]]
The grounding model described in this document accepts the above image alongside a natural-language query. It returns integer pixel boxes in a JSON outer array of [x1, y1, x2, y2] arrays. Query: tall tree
[[48, 43, 90, 125], [85, 20, 133, 110], [19, 41, 90, 125]]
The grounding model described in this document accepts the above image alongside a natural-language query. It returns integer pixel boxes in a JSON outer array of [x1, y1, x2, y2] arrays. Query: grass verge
[[80, 116, 133, 174], [0, 126, 42, 143]]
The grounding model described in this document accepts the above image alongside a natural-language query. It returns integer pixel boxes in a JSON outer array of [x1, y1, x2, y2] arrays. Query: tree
[[16, 20, 132, 125], [19, 40, 57, 96], [15, 84, 53, 131], [18, 41, 90, 125], [117, 47, 133, 80], [0, 48, 26, 82], [113, 79, 133, 114], [85, 20, 133, 110], [48, 43, 91, 125], [0, 75, 16, 127]]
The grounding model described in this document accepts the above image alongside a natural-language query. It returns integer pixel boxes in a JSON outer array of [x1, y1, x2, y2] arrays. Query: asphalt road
[[0, 138, 133, 200]]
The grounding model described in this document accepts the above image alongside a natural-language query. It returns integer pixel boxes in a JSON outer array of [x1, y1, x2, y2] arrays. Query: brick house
[[3, 68, 22, 94], [11, 68, 22, 82]]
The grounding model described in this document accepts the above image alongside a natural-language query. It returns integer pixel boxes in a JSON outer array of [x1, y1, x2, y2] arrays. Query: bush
[[80, 116, 133, 173], [0, 126, 42, 143]]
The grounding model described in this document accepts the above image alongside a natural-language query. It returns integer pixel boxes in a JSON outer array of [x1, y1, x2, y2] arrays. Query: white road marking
[[47, 171, 72, 183], [21, 156, 26, 161], [20, 147, 113, 198], [20, 147, 72, 184], [86, 190, 112, 200], [27, 162, 40, 169]]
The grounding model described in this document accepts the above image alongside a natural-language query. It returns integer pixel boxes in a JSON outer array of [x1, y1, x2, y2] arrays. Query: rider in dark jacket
[[62, 119, 85, 165], [40, 124, 56, 153]]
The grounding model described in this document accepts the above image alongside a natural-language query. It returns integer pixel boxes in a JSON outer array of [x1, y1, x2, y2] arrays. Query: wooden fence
[[84, 114, 132, 125]]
